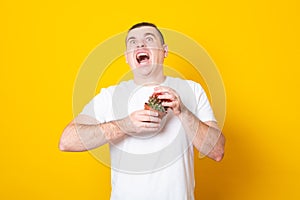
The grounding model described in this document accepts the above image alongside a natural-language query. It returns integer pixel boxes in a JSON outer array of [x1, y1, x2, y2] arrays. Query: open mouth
[[136, 52, 150, 65]]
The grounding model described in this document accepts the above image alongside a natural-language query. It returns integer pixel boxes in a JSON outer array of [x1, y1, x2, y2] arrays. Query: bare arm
[[59, 110, 162, 152], [59, 114, 126, 151], [154, 86, 225, 162], [178, 107, 225, 161]]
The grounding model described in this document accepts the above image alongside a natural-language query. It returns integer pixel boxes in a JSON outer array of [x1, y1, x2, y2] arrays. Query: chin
[[136, 67, 154, 77]]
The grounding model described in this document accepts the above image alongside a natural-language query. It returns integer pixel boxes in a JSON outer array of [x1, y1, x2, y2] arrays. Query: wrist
[[178, 104, 189, 121]]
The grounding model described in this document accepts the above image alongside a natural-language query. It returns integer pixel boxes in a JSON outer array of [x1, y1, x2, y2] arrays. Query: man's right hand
[[117, 110, 162, 136]]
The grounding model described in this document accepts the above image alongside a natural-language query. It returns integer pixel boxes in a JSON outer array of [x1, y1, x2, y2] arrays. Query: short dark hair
[[128, 22, 165, 44]]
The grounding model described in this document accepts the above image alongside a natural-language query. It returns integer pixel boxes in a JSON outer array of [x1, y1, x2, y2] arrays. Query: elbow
[[214, 150, 224, 162], [59, 124, 84, 152], [209, 148, 224, 162], [59, 139, 69, 152], [215, 136, 226, 162], [58, 135, 73, 152], [210, 135, 226, 162], [202, 147, 225, 162], [59, 136, 84, 152], [59, 125, 72, 152]]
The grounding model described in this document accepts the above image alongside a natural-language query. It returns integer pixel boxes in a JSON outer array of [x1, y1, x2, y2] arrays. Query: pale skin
[[59, 26, 225, 161]]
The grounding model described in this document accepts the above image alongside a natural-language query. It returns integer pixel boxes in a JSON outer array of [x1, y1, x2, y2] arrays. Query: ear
[[163, 44, 168, 58]]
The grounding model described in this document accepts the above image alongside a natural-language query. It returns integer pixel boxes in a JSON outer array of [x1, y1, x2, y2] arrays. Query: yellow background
[[1, 0, 299, 199]]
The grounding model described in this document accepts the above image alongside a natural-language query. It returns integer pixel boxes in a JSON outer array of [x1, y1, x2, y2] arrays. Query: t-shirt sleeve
[[192, 82, 217, 122], [80, 88, 112, 123]]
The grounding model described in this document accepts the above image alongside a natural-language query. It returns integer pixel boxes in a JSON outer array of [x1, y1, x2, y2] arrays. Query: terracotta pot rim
[[144, 103, 166, 119]]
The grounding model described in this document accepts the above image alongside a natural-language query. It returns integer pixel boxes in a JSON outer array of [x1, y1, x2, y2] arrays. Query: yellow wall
[[1, 0, 299, 199]]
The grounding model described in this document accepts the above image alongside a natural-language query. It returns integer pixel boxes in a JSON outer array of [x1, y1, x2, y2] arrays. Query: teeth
[[137, 52, 148, 57], [136, 52, 150, 63]]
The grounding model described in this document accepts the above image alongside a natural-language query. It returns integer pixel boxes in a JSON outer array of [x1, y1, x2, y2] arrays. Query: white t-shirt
[[81, 77, 216, 200]]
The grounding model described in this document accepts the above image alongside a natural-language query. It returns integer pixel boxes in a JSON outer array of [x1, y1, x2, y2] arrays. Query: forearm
[[153, 85, 225, 161], [59, 115, 126, 152], [178, 106, 225, 161]]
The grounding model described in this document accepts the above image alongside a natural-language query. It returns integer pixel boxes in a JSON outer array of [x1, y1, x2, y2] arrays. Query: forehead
[[126, 26, 161, 40]]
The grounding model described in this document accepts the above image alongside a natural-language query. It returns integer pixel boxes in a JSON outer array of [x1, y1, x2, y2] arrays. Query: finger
[[166, 107, 173, 112], [139, 110, 159, 117], [139, 122, 161, 128], [141, 127, 160, 133], [162, 101, 176, 108], [157, 94, 175, 100], [154, 86, 171, 94], [139, 115, 161, 123], [154, 87, 178, 99], [154, 86, 170, 91], [136, 122, 160, 130]]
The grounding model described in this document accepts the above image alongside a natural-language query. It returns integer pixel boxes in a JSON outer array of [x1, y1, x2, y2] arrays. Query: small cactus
[[147, 94, 166, 112], [144, 93, 167, 119]]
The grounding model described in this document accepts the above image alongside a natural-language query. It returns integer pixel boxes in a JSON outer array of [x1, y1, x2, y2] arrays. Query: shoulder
[[166, 76, 205, 94], [98, 80, 135, 94], [166, 76, 201, 86], [91, 80, 135, 106], [81, 80, 134, 115]]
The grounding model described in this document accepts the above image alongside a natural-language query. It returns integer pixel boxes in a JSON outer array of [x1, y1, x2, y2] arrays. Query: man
[[59, 22, 225, 200]]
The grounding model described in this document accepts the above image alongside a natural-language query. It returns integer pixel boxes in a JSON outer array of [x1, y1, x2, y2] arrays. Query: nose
[[137, 40, 146, 48]]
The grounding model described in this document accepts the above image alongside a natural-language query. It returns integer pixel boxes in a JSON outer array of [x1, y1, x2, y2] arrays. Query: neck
[[133, 71, 166, 85]]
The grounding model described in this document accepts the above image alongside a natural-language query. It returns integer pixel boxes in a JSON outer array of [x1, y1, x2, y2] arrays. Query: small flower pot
[[144, 103, 167, 119]]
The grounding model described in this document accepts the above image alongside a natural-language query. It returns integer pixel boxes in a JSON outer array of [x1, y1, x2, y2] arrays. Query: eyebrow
[[144, 33, 156, 38], [127, 36, 136, 42], [126, 32, 157, 43]]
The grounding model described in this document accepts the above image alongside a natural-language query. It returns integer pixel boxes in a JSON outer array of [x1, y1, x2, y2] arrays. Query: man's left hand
[[154, 86, 185, 116]]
